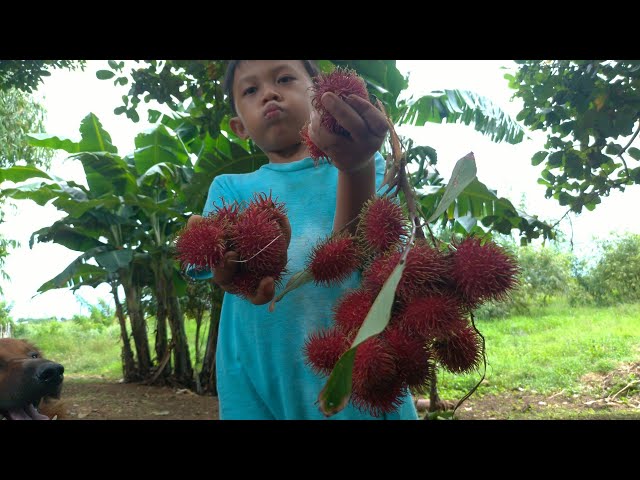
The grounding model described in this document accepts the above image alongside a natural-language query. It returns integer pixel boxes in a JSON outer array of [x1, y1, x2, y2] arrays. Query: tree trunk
[[121, 274, 152, 377], [199, 285, 221, 396], [166, 271, 194, 388], [428, 369, 446, 413], [112, 282, 138, 382], [153, 270, 171, 383]]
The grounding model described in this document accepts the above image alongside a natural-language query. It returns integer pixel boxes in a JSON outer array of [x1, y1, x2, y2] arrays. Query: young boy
[[189, 60, 418, 420]]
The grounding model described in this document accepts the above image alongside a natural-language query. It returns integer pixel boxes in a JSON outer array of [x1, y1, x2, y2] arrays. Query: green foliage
[[0, 300, 13, 332], [0, 88, 54, 169], [583, 233, 640, 306], [475, 242, 585, 319], [510, 60, 640, 213], [0, 61, 86, 93], [438, 301, 640, 400]]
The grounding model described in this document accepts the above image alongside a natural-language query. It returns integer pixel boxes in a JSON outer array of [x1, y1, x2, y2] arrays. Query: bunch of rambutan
[[175, 192, 289, 299], [303, 194, 520, 417]]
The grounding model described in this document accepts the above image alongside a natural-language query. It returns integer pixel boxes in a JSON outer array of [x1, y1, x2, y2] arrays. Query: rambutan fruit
[[175, 215, 227, 272], [401, 293, 466, 340], [351, 336, 398, 394], [350, 336, 405, 417], [450, 237, 520, 304], [351, 377, 406, 418], [245, 191, 288, 232], [300, 123, 328, 164], [362, 241, 450, 303], [308, 233, 362, 287], [357, 196, 409, 255], [383, 325, 433, 389], [231, 205, 288, 278], [311, 67, 369, 138], [303, 327, 350, 376], [332, 289, 375, 336], [432, 324, 483, 374]]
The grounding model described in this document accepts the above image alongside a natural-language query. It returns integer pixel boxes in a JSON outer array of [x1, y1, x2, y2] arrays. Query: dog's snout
[[35, 362, 64, 385]]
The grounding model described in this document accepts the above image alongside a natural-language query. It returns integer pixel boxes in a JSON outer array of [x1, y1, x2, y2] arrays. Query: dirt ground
[[58, 361, 640, 420]]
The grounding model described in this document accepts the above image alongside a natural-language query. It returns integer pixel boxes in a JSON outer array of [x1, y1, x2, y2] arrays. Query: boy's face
[[229, 60, 314, 155]]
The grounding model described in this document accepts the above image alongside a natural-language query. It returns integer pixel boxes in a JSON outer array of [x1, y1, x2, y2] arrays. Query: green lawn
[[438, 301, 640, 399], [13, 302, 640, 403]]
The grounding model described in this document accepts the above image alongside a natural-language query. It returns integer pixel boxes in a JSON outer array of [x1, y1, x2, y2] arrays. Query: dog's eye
[[29, 352, 39, 359]]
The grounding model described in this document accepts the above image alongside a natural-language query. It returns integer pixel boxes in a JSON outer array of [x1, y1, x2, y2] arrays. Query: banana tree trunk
[[120, 274, 152, 376], [166, 271, 194, 388], [199, 285, 221, 395], [153, 269, 171, 383], [111, 282, 138, 382]]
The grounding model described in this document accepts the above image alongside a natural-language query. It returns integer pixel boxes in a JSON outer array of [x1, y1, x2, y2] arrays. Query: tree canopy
[[509, 60, 640, 214]]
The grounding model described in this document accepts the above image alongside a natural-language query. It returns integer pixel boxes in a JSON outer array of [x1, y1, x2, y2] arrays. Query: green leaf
[[148, 109, 162, 123], [96, 70, 115, 80], [133, 124, 189, 175], [94, 249, 134, 273], [0, 165, 52, 183], [318, 258, 405, 417], [268, 269, 314, 312], [532, 151, 548, 166], [426, 152, 477, 223], [78, 113, 118, 154], [628, 147, 640, 161], [27, 133, 81, 153], [399, 89, 525, 144]]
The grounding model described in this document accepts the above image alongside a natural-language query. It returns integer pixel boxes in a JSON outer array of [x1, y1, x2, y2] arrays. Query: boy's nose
[[262, 87, 281, 103]]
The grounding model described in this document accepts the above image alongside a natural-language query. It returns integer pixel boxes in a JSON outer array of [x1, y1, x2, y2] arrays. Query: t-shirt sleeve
[[184, 175, 235, 280]]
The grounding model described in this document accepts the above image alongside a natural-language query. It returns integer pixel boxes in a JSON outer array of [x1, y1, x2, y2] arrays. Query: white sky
[[1, 60, 639, 319]]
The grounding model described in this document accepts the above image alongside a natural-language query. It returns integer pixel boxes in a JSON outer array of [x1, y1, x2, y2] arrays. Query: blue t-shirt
[[198, 152, 418, 420]]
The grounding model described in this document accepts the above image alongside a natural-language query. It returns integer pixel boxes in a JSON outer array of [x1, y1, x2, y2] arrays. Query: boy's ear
[[229, 116, 249, 140]]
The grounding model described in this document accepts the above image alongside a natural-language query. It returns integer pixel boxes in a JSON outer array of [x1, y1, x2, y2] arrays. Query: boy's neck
[[266, 143, 310, 164]]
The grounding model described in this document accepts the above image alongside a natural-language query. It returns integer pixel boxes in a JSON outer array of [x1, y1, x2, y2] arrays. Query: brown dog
[[0, 338, 65, 420]]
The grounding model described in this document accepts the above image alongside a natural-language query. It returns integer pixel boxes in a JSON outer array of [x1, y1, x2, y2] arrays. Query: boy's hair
[[223, 60, 320, 115]]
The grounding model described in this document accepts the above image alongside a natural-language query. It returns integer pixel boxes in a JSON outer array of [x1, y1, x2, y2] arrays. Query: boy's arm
[[308, 92, 388, 234]]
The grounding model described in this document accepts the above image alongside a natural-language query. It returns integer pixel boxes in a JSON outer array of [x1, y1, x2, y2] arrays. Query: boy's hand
[[307, 92, 388, 173], [186, 214, 291, 306]]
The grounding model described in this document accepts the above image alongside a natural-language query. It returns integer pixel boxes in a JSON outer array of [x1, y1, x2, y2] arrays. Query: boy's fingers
[[249, 277, 276, 305], [321, 92, 366, 138], [187, 214, 204, 229], [344, 94, 388, 138], [214, 250, 239, 286], [280, 216, 292, 246]]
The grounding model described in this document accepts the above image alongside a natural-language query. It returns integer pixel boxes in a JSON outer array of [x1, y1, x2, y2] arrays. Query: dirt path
[[59, 361, 640, 420]]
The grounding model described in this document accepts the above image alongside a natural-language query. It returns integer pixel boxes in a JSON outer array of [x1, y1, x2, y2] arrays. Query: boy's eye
[[278, 75, 294, 84], [242, 86, 257, 96]]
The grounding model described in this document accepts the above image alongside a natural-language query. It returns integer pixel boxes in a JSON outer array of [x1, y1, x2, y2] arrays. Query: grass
[[13, 301, 640, 416], [437, 301, 640, 400], [13, 316, 212, 380]]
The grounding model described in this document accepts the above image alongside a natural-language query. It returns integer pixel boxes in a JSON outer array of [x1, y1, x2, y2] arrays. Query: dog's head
[[0, 338, 65, 420]]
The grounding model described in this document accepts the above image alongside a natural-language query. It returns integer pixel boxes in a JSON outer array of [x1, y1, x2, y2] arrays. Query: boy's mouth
[[264, 104, 283, 119]]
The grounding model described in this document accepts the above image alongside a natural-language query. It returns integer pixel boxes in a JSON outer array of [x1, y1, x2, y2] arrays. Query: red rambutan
[[303, 327, 350, 376], [332, 289, 375, 336], [175, 216, 227, 272], [309, 233, 362, 287], [400, 293, 466, 340], [357, 196, 409, 255], [433, 324, 483, 374], [351, 377, 406, 417], [350, 336, 405, 417], [311, 67, 369, 138], [362, 241, 450, 303], [231, 206, 288, 278], [450, 237, 520, 304], [300, 123, 328, 164], [382, 325, 433, 389]]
